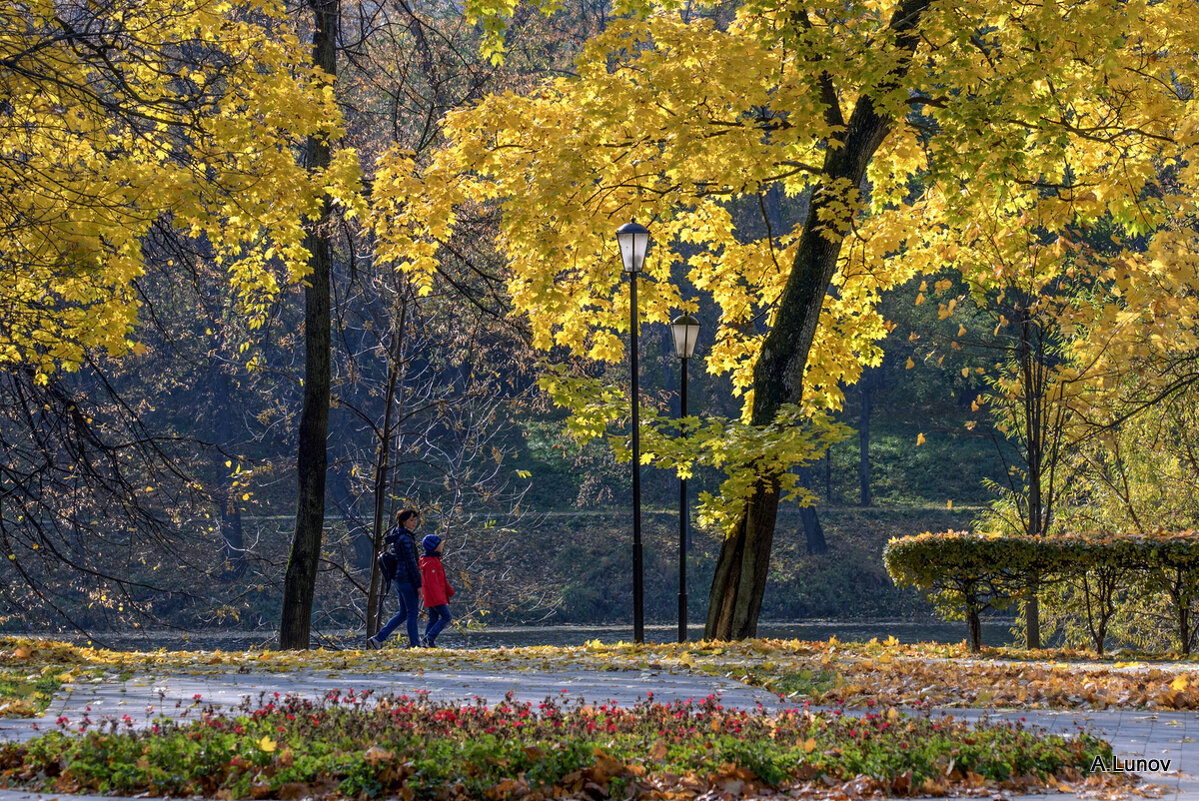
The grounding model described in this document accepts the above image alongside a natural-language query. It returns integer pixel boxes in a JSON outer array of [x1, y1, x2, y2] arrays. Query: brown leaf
[[275, 782, 311, 800], [487, 778, 528, 800], [364, 746, 393, 765], [590, 748, 626, 784], [715, 777, 745, 796], [920, 778, 946, 795]]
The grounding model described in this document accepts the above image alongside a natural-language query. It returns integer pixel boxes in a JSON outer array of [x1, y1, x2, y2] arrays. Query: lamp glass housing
[[670, 314, 700, 359], [616, 220, 650, 273]]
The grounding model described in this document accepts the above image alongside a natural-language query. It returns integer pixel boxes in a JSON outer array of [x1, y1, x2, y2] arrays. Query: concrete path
[[0, 667, 1195, 800]]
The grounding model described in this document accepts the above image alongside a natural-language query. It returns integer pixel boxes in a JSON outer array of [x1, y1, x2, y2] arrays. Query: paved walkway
[[0, 667, 1195, 800]]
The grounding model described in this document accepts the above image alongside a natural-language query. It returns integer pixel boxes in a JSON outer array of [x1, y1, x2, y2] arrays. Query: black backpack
[[377, 550, 398, 585], [376, 528, 400, 587]]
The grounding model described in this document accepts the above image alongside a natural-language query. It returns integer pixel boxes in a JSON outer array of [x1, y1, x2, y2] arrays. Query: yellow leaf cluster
[[370, 0, 1199, 500], [1, 0, 359, 378]]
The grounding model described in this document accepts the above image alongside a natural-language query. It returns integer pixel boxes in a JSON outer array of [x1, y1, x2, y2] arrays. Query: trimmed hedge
[[883, 530, 1199, 654]]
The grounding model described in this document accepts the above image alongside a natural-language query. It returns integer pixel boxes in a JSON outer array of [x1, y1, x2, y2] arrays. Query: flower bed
[[0, 690, 1110, 799]]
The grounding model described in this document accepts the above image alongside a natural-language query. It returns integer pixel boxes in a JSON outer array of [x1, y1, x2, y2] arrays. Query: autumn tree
[[279, 0, 343, 651], [0, 0, 354, 379], [0, 0, 355, 634], [371, 0, 1199, 638], [953, 213, 1086, 649], [1041, 219, 1199, 652], [281, 0, 597, 644]]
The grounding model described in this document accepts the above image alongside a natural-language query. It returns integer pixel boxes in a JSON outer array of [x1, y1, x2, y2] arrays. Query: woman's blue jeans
[[376, 581, 421, 647], [425, 604, 452, 646]]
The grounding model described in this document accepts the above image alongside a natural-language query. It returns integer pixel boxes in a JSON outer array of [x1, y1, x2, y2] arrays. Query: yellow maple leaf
[[1171, 675, 1188, 692], [803, 737, 818, 754], [916, 433, 926, 446], [258, 736, 277, 753]]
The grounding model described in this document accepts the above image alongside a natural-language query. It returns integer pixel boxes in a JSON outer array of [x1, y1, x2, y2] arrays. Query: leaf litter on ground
[[4, 634, 1199, 712]]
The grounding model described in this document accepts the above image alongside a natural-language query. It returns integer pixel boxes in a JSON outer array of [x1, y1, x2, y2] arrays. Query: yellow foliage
[[369, 0, 1199, 517], [0, 0, 358, 379]]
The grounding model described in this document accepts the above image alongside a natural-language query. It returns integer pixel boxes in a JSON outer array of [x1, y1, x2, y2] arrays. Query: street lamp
[[669, 313, 700, 643], [616, 219, 649, 644]]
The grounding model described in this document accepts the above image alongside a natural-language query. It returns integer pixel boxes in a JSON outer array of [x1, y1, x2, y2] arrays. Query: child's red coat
[[419, 555, 454, 607]]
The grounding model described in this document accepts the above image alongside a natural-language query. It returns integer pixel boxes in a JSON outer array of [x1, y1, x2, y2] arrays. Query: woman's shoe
[[365, 637, 381, 650]]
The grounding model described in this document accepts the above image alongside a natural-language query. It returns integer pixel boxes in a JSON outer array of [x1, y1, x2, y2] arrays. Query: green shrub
[[884, 529, 1199, 654]]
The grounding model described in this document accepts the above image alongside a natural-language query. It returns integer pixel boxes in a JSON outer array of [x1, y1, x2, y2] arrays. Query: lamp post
[[669, 313, 700, 643], [616, 220, 650, 644]]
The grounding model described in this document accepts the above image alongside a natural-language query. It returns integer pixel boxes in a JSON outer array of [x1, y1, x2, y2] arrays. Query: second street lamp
[[616, 219, 650, 644], [669, 313, 700, 643]]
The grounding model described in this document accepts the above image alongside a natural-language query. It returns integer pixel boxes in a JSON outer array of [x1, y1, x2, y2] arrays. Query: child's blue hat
[[421, 534, 442, 555]]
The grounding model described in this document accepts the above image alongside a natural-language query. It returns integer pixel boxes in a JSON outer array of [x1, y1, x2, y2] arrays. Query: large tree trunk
[[279, 0, 338, 650], [705, 478, 781, 638], [705, 0, 931, 640]]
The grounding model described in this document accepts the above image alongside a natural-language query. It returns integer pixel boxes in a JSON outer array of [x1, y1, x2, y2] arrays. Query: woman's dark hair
[[396, 509, 420, 526]]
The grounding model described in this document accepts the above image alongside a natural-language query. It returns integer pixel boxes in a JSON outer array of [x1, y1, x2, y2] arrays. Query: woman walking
[[367, 509, 422, 649]]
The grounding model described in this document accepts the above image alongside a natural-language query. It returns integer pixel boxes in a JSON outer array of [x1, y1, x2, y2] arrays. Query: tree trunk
[[367, 299, 406, 637], [1018, 306, 1042, 649], [212, 369, 244, 578], [279, 0, 338, 651], [704, 0, 931, 640], [796, 464, 826, 555], [859, 379, 873, 507], [967, 607, 982, 652], [705, 477, 781, 639], [1169, 569, 1193, 656], [1025, 585, 1041, 649], [799, 506, 826, 555], [824, 446, 833, 503]]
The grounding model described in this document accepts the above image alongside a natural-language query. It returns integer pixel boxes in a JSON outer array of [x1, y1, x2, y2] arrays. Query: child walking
[[419, 534, 454, 647]]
